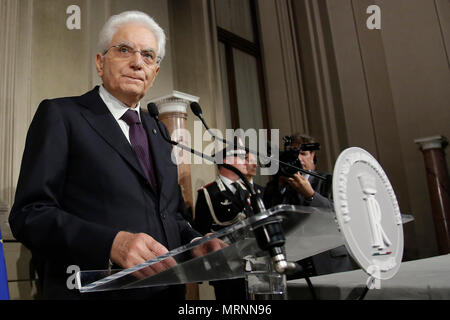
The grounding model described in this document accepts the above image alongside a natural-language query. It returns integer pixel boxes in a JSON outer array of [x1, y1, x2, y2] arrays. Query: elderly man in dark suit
[[9, 11, 202, 300]]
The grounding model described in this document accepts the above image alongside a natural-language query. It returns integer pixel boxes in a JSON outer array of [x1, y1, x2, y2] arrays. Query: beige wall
[[168, 0, 220, 196], [288, 0, 450, 259], [30, 0, 175, 111], [380, 0, 450, 257], [257, 0, 309, 140], [311, 0, 417, 257]]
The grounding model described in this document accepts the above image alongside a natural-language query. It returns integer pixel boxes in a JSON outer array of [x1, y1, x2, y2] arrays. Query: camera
[[278, 136, 320, 177]]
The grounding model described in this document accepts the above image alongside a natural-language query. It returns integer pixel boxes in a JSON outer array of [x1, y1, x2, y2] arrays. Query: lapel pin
[[152, 129, 157, 135]]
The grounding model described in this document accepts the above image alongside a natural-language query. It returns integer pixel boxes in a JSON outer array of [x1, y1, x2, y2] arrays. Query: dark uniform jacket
[[193, 176, 255, 300], [193, 177, 252, 235]]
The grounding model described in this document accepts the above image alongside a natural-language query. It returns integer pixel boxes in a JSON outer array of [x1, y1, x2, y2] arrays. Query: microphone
[[148, 103, 209, 160], [190, 102, 326, 181], [147, 102, 295, 274], [148, 102, 176, 147], [147, 103, 259, 196], [147, 102, 160, 119], [190, 102, 220, 144], [190, 101, 203, 118]]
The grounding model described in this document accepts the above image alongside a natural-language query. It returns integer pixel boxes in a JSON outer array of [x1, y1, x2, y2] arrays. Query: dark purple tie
[[121, 109, 157, 189]]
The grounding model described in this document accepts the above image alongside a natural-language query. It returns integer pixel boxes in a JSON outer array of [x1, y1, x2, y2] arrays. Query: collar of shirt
[[99, 85, 142, 122], [99, 85, 142, 143], [219, 175, 239, 194]]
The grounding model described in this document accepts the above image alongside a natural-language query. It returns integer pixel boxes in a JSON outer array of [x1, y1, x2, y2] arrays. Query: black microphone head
[[147, 102, 159, 119], [190, 102, 203, 118]]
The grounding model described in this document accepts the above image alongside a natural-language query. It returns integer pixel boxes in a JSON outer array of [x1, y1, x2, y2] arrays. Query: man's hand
[[190, 233, 228, 258], [287, 172, 315, 199], [110, 231, 176, 278]]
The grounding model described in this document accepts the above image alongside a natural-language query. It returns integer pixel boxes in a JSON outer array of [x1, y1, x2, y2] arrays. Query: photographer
[[264, 134, 332, 209], [264, 133, 355, 277]]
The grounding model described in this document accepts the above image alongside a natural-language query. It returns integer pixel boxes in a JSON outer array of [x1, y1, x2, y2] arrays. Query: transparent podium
[[77, 205, 345, 299]]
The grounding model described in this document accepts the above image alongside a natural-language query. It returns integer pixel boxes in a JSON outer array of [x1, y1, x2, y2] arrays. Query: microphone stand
[[148, 104, 298, 275], [190, 102, 326, 181], [186, 103, 318, 297]]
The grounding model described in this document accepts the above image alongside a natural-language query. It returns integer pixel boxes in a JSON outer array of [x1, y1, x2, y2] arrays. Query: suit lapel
[[77, 87, 155, 193]]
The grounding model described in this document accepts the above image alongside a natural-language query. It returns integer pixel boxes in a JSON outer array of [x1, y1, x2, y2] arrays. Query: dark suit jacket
[[263, 173, 333, 209], [9, 87, 200, 299]]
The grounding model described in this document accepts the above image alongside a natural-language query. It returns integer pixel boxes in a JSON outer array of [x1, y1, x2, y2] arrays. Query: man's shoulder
[[33, 87, 102, 121], [38, 96, 77, 109], [197, 181, 218, 193], [39, 87, 100, 109]]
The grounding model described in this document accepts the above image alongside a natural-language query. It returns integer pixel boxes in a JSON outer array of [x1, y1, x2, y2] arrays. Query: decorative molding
[[150, 90, 200, 114], [415, 135, 448, 151], [415, 134, 450, 254], [149, 90, 197, 213]]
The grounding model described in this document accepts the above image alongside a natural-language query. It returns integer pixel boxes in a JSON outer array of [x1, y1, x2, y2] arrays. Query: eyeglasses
[[103, 44, 161, 66]]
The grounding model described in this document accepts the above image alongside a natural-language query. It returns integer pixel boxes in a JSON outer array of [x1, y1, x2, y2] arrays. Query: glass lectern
[[77, 205, 345, 299]]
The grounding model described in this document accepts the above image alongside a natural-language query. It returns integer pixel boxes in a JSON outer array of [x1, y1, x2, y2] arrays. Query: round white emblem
[[332, 147, 403, 280]]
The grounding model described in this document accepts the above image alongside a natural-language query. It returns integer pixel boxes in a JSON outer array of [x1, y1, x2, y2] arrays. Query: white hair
[[98, 11, 166, 62]]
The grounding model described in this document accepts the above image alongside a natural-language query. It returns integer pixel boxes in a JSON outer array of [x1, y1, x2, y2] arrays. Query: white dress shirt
[[219, 175, 240, 194], [98, 85, 141, 144]]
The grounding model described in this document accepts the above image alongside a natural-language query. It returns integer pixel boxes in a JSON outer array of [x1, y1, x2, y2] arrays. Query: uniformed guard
[[193, 141, 252, 235], [192, 139, 252, 300]]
